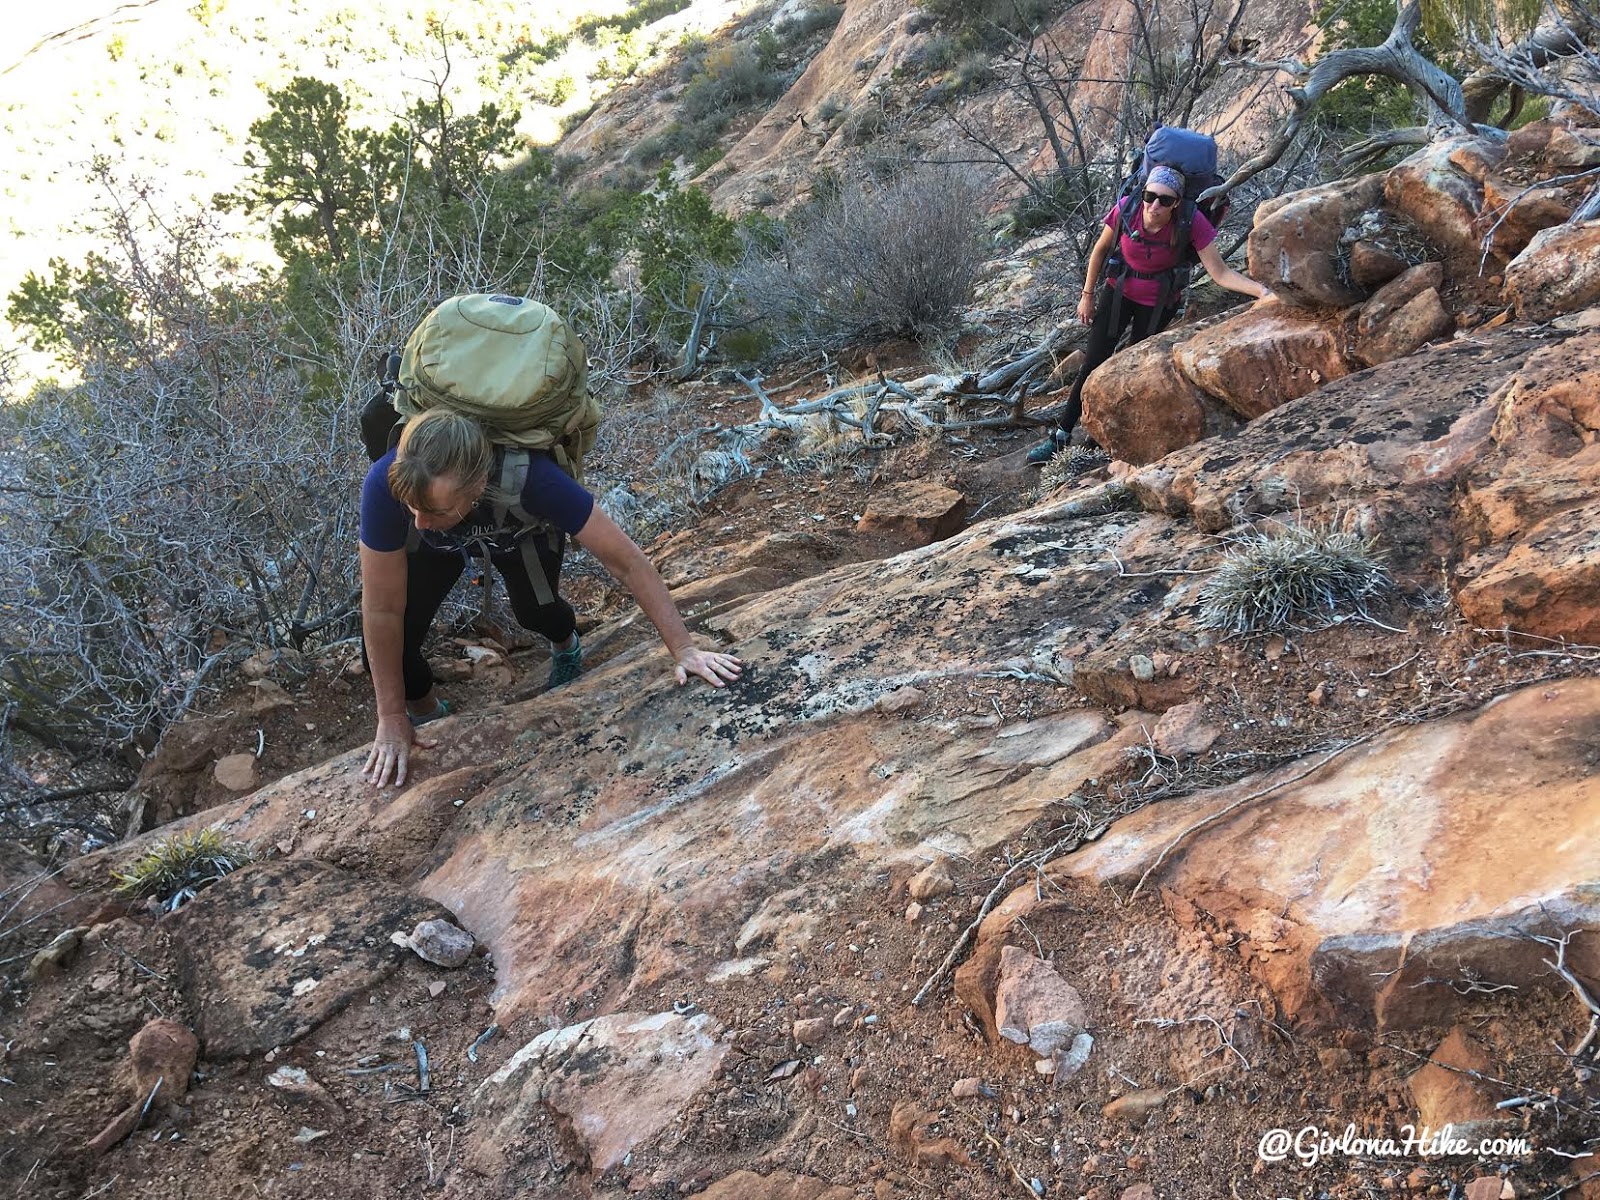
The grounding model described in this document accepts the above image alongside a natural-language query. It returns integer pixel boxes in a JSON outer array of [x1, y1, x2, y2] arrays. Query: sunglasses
[[1141, 190, 1179, 208]]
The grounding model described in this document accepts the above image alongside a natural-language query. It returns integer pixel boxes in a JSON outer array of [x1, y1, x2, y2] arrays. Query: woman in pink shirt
[[1027, 165, 1274, 464]]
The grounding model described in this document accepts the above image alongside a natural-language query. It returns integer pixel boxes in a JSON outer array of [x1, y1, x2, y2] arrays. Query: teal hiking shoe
[[409, 698, 452, 726], [1025, 428, 1070, 466], [548, 633, 584, 689]]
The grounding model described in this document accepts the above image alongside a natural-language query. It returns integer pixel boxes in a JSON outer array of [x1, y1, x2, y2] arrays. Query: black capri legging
[[1055, 284, 1178, 437], [389, 533, 577, 702]]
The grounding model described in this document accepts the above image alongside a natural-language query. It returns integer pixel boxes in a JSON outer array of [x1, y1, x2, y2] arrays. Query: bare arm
[[1076, 224, 1118, 323], [1195, 241, 1274, 301], [359, 543, 433, 787], [574, 507, 743, 687]]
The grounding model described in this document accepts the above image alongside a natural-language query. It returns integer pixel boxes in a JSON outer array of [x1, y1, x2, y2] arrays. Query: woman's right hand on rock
[[1077, 292, 1095, 325], [362, 713, 434, 789]]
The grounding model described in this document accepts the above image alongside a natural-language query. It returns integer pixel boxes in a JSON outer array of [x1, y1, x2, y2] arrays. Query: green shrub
[[681, 45, 786, 121], [777, 4, 846, 42], [1196, 523, 1393, 634], [921, 0, 1067, 45]]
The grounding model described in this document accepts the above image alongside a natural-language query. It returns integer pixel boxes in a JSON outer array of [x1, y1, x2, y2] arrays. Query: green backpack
[[392, 293, 601, 482], [365, 294, 603, 605]]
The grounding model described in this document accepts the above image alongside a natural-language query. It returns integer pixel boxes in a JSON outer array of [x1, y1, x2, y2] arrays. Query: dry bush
[[0, 188, 364, 766], [1196, 522, 1393, 634], [0, 167, 660, 823], [732, 166, 990, 353]]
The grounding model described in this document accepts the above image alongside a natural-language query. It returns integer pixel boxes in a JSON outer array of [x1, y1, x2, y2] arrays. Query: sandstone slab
[[166, 859, 451, 1058], [1062, 679, 1600, 1027], [484, 1011, 728, 1172]]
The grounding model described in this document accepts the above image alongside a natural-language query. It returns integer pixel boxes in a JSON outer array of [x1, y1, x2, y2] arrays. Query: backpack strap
[[494, 448, 560, 607]]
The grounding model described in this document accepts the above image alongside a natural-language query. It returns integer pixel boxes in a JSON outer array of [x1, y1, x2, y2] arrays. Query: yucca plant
[[1039, 444, 1111, 491], [1197, 522, 1393, 634], [112, 828, 256, 912]]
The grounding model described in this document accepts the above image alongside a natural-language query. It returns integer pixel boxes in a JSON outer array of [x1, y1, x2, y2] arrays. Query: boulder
[[1355, 261, 1446, 336], [1061, 679, 1600, 1027], [1482, 176, 1575, 259], [1461, 443, 1600, 546], [1347, 240, 1410, 289], [1080, 322, 1238, 465], [1505, 222, 1600, 321], [1173, 307, 1352, 419], [1454, 500, 1600, 642], [1458, 330, 1600, 544], [1248, 172, 1385, 308], [1383, 137, 1491, 276], [1446, 136, 1508, 182], [1123, 326, 1538, 551], [1353, 287, 1455, 367], [1502, 118, 1560, 165], [855, 481, 967, 549], [1547, 125, 1600, 170]]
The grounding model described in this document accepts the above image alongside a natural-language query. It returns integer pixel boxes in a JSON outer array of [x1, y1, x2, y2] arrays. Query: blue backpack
[[1105, 127, 1231, 313]]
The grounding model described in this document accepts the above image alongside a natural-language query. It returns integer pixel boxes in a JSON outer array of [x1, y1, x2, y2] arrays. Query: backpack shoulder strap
[[492, 447, 560, 607]]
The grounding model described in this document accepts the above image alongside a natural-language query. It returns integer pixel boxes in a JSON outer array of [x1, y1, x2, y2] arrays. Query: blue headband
[[1146, 165, 1185, 196]]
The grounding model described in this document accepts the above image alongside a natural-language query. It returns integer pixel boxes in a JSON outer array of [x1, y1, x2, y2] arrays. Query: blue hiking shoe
[[548, 633, 583, 689], [1025, 428, 1070, 466]]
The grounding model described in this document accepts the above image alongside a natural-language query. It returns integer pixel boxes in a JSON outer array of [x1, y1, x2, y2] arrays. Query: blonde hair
[[388, 410, 494, 511]]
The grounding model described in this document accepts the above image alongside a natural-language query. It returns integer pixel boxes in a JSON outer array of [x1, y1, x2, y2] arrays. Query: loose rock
[[404, 918, 476, 969], [994, 946, 1088, 1056], [907, 857, 955, 902]]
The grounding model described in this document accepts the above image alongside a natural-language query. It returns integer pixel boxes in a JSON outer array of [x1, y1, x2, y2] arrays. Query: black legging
[[378, 534, 577, 702], [1056, 284, 1178, 437]]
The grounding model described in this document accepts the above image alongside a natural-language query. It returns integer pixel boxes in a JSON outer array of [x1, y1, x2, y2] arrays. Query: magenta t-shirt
[[1103, 202, 1216, 308]]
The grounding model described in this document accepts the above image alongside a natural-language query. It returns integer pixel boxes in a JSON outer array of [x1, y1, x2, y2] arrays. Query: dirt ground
[[5, 351, 1600, 1200]]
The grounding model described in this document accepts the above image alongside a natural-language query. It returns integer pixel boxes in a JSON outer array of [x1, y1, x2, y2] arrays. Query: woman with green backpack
[[357, 296, 743, 789]]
